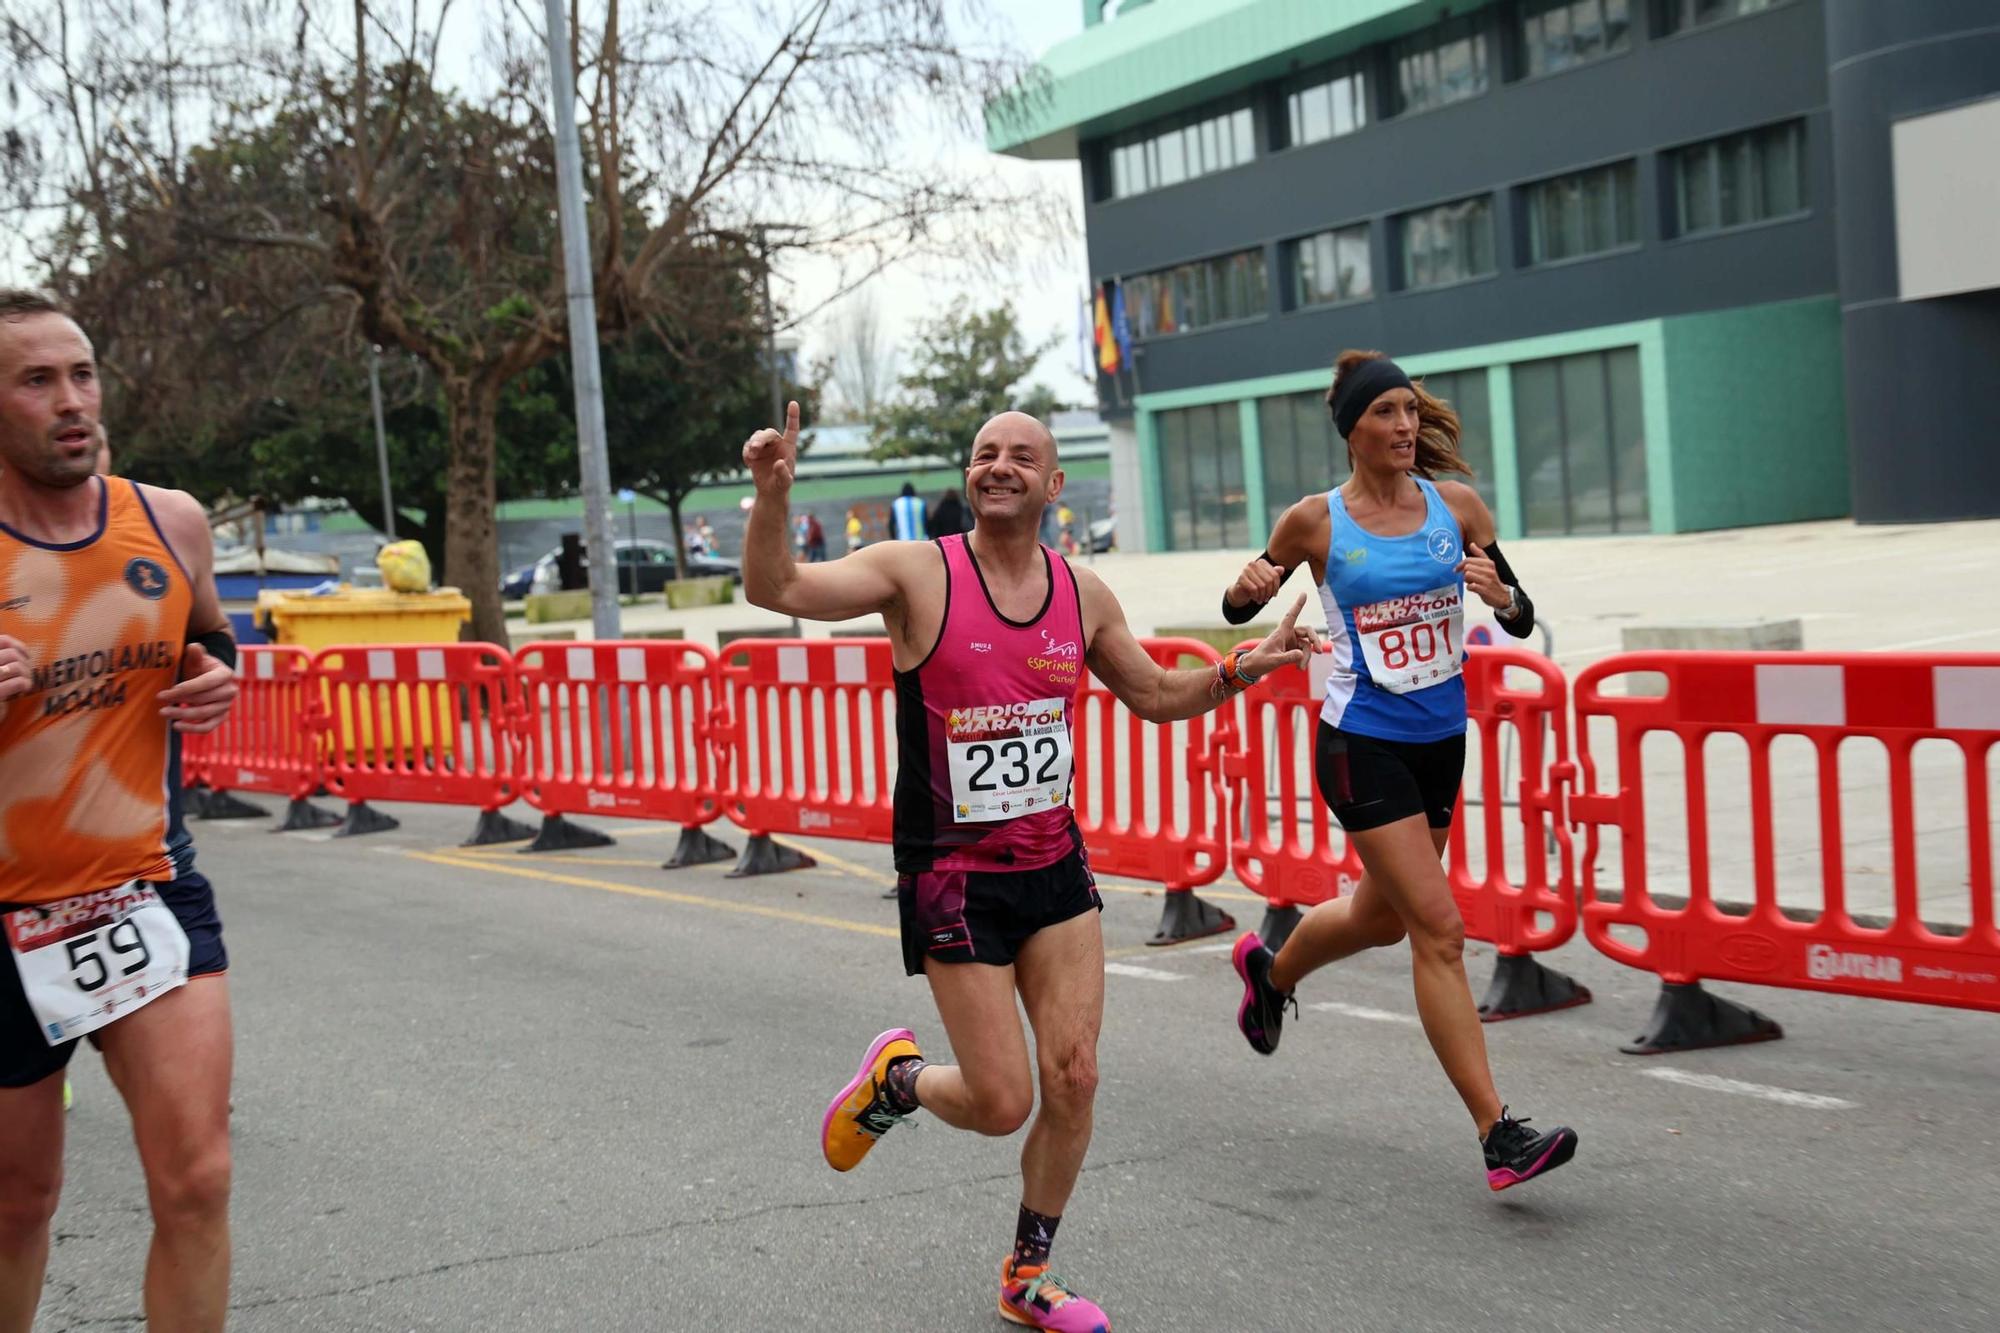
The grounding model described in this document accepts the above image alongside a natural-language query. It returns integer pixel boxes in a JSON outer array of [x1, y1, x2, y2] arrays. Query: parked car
[[1088, 514, 1116, 554], [501, 539, 742, 599]]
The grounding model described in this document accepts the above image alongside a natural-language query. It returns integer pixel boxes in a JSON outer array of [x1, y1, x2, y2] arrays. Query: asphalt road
[[36, 803, 2000, 1332]]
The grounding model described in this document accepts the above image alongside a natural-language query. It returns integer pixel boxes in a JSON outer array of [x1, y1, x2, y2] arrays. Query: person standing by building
[[845, 506, 865, 555], [0, 290, 242, 1331], [929, 486, 969, 538], [891, 481, 928, 542], [1220, 349, 1575, 1193], [742, 400, 1317, 1332], [804, 511, 828, 562]]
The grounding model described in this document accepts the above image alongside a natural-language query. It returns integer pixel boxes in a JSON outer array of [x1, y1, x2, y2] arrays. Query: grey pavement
[[37, 803, 2000, 1331]]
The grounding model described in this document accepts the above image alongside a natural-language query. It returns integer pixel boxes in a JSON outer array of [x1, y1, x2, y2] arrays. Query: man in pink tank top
[[743, 402, 1317, 1332]]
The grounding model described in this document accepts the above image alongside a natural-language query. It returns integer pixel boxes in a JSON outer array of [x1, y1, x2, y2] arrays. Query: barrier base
[[275, 797, 343, 832], [1621, 981, 1782, 1055], [664, 825, 736, 869], [727, 834, 816, 878], [335, 801, 401, 838], [522, 814, 616, 853], [463, 808, 539, 847], [1147, 890, 1235, 946], [1258, 905, 1303, 951], [1478, 952, 1592, 1022], [191, 788, 269, 821]]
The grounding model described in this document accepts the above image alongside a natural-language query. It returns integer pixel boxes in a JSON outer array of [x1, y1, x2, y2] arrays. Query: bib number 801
[[1376, 619, 1454, 671], [66, 919, 152, 993], [966, 737, 1064, 792]]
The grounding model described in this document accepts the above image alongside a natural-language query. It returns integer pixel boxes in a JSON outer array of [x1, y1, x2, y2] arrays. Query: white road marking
[[1182, 941, 1241, 955], [1104, 962, 1187, 982], [1639, 1068, 1856, 1110], [1877, 627, 2000, 652], [1309, 1001, 1418, 1024]]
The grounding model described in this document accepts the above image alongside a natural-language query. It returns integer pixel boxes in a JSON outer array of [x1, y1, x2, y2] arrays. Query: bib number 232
[[6, 883, 190, 1046], [946, 697, 1073, 823]]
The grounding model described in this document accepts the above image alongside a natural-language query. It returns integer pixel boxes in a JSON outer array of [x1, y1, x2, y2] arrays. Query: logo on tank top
[[125, 557, 171, 600], [1039, 629, 1079, 659], [1425, 528, 1459, 564]]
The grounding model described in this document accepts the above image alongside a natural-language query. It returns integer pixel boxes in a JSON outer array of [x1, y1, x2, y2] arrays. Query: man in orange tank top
[[0, 291, 241, 1332], [743, 401, 1320, 1331]]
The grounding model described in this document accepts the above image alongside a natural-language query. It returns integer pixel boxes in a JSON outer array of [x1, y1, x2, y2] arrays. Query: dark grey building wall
[[1824, 0, 2000, 523], [1084, 0, 1840, 395]]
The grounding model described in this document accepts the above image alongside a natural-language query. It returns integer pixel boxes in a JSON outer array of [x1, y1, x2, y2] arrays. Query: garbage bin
[[259, 587, 473, 759]]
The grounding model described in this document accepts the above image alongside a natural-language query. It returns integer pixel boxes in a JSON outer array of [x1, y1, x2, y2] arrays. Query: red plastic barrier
[[307, 643, 520, 812], [514, 640, 727, 829], [1448, 645, 1578, 955], [1571, 652, 2000, 1012], [1072, 638, 1230, 892], [715, 639, 896, 845], [182, 645, 324, 801], [1220, 648, 1361, 911]]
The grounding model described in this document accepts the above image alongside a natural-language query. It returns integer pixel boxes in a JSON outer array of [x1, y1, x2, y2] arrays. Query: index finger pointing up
[[783, 399, 801, 446], [1280, 592, 1307, 629]]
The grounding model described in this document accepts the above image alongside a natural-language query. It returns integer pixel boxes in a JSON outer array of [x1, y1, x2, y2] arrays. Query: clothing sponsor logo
[[956, 804, 970, 818], [1040, 629, 1079, 660], [931, 931, 955, 945], [125, 556, 171, 600], [1024, 796, 1036, 808], [970, 642, 993, 653], [1000, 801, 1010, 813], [1426, 528, 1459, 564], [1343, 547, 1367, 564], [1805, 944, 1903, 984]]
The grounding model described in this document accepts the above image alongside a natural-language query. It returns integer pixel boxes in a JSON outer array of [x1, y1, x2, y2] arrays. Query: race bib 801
[[944, 697, 1073, 823], [1354, 583, 1465, 694]]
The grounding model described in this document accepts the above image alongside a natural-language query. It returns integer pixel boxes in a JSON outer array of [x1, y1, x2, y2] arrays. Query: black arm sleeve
[[189, 627, 238, 670], [1221, 553, 1290, 624], [1482, 540, 1535, 640]]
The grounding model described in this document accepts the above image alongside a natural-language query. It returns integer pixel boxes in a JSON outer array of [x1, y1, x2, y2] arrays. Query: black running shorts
[[1315, 722, 1466, 833], [0, 874, 228, 1088], [897, 848, 1102, 977]]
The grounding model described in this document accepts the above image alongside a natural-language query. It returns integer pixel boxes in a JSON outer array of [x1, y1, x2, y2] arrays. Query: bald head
[[973, 411, 1057, 468]]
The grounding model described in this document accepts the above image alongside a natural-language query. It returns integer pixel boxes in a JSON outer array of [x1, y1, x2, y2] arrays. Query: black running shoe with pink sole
[[1231, 932, 1296, 1056], [1482, 1108, 1578, 1190]]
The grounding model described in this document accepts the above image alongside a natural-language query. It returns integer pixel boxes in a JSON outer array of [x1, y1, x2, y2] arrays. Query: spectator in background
[[698, 516, 719, 558], [892, 482, 927, 542], [805, 511, 828, 562], [929, 487, 968, 538], [846, 507, 865, 555], [1038, 499, 1061, 548], [794, 511, 812, 560], [1057, 502, 1079, 557], [686, 517, 709, 558]]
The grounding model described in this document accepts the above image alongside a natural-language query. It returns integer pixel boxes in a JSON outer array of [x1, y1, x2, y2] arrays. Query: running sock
[[1013, 1205, 1061, 1270], [883, 1055, 926, 1114]]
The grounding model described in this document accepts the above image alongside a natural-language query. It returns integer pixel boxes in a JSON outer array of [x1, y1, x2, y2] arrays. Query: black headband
[[1330, 358, 1414, 439]]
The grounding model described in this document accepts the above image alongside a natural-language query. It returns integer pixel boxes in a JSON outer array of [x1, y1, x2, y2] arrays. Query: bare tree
[[6, 0, 1059, 643], [827, 292, 897, 423]]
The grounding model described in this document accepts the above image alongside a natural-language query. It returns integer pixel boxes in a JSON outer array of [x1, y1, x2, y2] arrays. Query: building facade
[[989, 0, 2000, 552]]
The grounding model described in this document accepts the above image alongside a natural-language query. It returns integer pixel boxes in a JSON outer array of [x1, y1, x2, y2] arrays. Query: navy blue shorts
[[0, 874, 228, 1088]]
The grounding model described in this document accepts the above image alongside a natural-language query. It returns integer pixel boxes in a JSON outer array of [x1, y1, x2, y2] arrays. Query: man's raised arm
[[742, 400, 908, 623]]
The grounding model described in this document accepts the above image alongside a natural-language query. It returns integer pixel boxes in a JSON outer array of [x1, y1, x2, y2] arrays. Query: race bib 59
[[6, 883, 189, 1047]]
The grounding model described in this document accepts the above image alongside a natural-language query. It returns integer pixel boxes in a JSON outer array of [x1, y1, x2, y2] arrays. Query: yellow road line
[[404, 850, 898, 940]]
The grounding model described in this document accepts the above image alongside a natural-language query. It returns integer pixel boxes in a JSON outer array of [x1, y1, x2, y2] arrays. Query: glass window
[[1396, 195, 1495, 290], [1510, 348, 1650, 535], [1392, 15, 1490, 116], [1524, 160, 1638, 264], [1286, 224, 1373, 308], [1658, 0, 1789, 36], [1100, 100, 1257, 200], [1257, 393, 1342, 530], [1120, 247, 1268, 339], [1284, 58, 1368, 148], [1156, 403, 1250, 551], [1669, 120, 1806, 236], [1523, 0, 1631, 77]]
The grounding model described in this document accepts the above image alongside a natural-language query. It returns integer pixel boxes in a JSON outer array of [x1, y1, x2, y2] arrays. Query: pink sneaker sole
[[818, 1027, 915, 1170]]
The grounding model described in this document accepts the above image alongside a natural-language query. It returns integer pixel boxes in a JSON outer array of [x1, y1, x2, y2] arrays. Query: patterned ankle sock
[[1012, 1205, 1061, 1270]]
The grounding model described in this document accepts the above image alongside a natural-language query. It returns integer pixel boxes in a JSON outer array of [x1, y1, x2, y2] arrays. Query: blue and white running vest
[[1316, 479, 1468, 742], [892, 493, 927, 542]]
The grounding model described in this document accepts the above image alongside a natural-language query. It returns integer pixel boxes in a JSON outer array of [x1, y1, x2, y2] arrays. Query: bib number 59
[[65, 919, 152, 993]]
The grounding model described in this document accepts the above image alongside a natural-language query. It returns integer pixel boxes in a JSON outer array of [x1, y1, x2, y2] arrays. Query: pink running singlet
[[893, 535, 1085, 874]]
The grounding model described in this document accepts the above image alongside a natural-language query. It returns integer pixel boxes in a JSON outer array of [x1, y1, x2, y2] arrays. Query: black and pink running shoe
[[1482, 1108, 1578, 1191], [1231, 932, 1297, 1056]]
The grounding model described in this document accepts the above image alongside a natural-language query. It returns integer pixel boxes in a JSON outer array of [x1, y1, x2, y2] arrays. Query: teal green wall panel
[[1659, 297, 1849, 532], [1136, 409, 1167, 551], [1238, 397, 1269, 546], [1485, 364, 1522, 541]]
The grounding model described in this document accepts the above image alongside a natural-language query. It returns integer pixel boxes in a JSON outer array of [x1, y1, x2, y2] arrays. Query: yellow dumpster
[[259, 588, 472, 759]]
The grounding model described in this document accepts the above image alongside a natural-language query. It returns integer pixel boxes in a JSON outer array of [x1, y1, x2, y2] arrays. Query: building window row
[[1094, 0, 1796, 200], [1124, 247, 1269, 337], [1667, 119, 1806, 237], [1153, 346, 1648, 551]]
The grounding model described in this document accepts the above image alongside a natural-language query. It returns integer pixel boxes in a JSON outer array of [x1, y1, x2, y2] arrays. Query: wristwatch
[[1496, 585, 1520, 620]]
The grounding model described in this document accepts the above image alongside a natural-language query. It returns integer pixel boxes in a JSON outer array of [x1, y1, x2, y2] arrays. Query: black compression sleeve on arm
[[1221, 553, 1287, 624], [189, 627, 238, 670], [1481, 541, 1535, 639]]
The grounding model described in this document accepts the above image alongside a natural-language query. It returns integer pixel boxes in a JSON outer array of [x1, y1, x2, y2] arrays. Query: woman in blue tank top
[[1218, 350, 1579, 1192]]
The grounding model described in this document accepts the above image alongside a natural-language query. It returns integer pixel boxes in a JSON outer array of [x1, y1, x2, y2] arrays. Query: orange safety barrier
[[1571, 651, 2000, 1051], [1074, 638, 1236, 944], [714, 638, 897, 875], [181, 646, 342, 830], [306, 643, 524, 839], [513, 641, 735, 865]]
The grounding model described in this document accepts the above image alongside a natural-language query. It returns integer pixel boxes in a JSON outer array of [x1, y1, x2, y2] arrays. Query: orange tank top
[[0, 478, 193, 905]]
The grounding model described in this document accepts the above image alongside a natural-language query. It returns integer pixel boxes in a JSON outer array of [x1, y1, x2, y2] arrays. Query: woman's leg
[[1267, 871, 1409, 992]]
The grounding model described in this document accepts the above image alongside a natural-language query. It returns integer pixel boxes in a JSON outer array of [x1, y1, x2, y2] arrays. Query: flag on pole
[[1110, 281, 1133, 369], [1077, 288, 1094, 380], [1094, 285, 1119, 375]]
